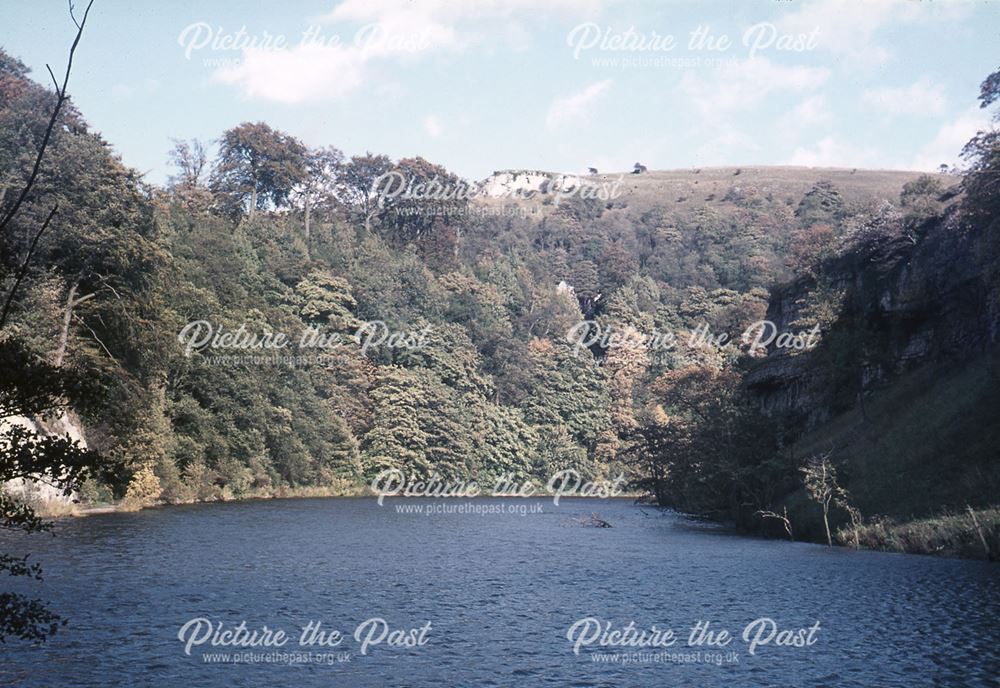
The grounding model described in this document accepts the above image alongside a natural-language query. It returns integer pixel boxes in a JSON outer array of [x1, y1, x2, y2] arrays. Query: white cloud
[[324, 0, 608, 27], [774, 94, 832, 146], [676, 59, 830, 164], [792, 94, 832, 125], [679, 58, 830, 117], [216, 0, 609, 103], [861, 78, 947, 117], [911, 106, 993, 171], [787, 136, 877, 168], [545, 80, 612, 131], [324, 1, 463, 57], [787, 93, 832, 126], [786, 105, 992, 172], [214, 43, 369, 103], [776, 0, 962, 66], [777, 0, 894, 64], [423, 114, 443, 138], [693, 129, 762, 166]]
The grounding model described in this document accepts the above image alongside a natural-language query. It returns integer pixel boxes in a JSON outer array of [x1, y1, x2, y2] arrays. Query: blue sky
[[1, 0, 998, 184]]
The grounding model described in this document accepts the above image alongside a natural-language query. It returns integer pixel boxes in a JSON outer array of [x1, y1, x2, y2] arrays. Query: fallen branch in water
[[572, 512, 612, 528], [756, 507, 794, 540]]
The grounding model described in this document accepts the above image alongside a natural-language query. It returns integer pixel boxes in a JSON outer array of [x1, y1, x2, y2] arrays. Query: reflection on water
[[1, 498, 997, 687]]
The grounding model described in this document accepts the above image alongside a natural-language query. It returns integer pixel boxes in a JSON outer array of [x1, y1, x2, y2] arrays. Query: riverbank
[[839, 508, 999, 561], [35, 487, 647, 519], [734, 501, 999, 562], [38, 483, 370, 518], [33, 487, 998, 561]]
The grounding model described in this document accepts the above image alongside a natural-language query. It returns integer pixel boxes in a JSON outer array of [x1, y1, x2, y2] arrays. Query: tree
[[597, 287, 652, 459], [166, 138, 212, 211], [961, 66, 1000, 312], [756, 507, 794, 540], [378, 157, 469, 247], [842, 202, 907, 252], [900, 174, 944, 227], [470, 403, 537, 482], [0, 0, 100, 643], [437, 271, 512, 358], [361, 366, 470, 480], [640, 366, 787, 514], [294, 269, 361, 334], [23, 131, 163, 370], [800, 452, 846, 547], [620, 407, 681, 505], [361, 324, 539, 483], [167, 138, 208, 190], [209, 122, 307, 221], [294, 146, 343, 256], [961, 66, 1000, 223], [519, 338, 611, 466], [340, 152, 392, 236], [787, 222, 835, 273]]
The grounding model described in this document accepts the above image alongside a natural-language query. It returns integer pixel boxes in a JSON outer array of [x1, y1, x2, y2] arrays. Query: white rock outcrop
[[1, 412, 87, 506], [479, 170, 580, 198]]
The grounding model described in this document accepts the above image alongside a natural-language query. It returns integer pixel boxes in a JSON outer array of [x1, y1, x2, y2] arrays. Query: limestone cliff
[[1, 411, 88, 507], [746, 204, 999, 427]]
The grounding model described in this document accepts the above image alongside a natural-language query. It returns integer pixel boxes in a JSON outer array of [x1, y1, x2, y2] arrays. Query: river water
[[1, 497, 997, 687]]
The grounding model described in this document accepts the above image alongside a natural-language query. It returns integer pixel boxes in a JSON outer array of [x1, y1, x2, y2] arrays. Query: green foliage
[[377, 156, 469, 246], [0, 592, 64, 644], [294, 269, 361, 333], [628, 368, 789, 515], [900, 174, 944, 226], [209, 122, 307, 221], [2, 43, 997, 590], [0, 340, 105, 641], [795, 181, 844, 226], [361, 366, 460, 479], [961, 65, 1000, 223], [519, 338, 611, 463], [340, 152, 392, 236]]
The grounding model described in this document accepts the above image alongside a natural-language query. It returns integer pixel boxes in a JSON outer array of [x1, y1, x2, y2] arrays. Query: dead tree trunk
[[248, 184, 258, 220], [54, 281, 94, 367], [364, 208, 375, 236], [822, 500, 832, 546], [304, 196, 311, 259]]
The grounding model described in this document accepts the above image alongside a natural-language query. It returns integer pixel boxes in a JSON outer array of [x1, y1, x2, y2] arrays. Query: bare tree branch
[[0, 205, 59, 330], [69, 0, 84, 29], [0, 0, 94, 234], [756, 507, 794, 540], [72, 312, 117, 363]]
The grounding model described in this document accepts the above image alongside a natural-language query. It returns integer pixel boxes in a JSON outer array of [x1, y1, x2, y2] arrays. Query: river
[[1, 497, 997, 687]]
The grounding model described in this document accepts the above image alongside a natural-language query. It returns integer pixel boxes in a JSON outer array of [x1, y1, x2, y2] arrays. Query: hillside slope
[[742, 179, 999, 556], [479, 166, 955, 208], [2, 44, 994, 558]]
